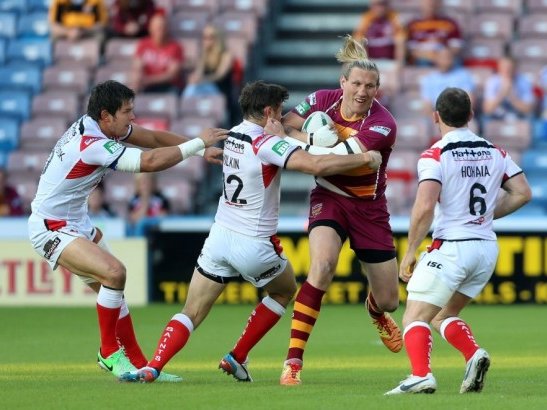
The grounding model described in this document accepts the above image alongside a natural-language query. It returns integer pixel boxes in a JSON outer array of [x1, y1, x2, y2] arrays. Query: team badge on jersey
[[369, 125, 391, 136], [272, 141, 290, 156], [295, 101, 311, 116], [103, 140, 123, 154]]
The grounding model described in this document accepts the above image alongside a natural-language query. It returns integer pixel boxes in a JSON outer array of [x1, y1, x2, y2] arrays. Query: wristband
[[178, 138, 205, 159], [196, 148, 205, 157]]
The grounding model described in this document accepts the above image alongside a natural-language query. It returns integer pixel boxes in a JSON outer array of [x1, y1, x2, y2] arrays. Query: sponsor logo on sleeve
[[295, 101, 311, 115], [309, 92, 317, 105], [369, 125, 391, 136], [272, 141, 290, 156], [103, 140, 123, 154]]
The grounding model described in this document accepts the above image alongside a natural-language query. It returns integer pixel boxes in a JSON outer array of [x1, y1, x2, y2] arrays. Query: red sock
[[232, 297, 284, 363], [97, 303, 121, 358], [441, 317, 479, 362], [366, 292, 383, 319], [116, 313, 147, 368], [287, 281, 325, 361], [404, 322, 433, 377], [148, 314, 192, 371]]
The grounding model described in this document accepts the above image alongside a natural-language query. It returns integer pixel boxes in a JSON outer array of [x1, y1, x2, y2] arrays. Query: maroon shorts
[[308, 186, 395, 261]]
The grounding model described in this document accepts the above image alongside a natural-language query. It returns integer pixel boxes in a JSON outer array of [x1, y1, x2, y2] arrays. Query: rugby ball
[[301, 111, 333, 133]]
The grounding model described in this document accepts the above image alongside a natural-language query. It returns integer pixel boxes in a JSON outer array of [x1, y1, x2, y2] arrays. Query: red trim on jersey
[[494, 145, 507, 158], [427, 239, 444, 252], [270, 234, 284, 256], [44, 219, 67, 231], [252, 134, 275, 155], [262, 163, 278, 188], [421, 147, 441, 161], [80, 136, 103, 151], [66, 159, 100, 179]]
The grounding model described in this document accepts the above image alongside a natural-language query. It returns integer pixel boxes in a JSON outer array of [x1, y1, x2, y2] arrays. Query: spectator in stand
[[109, 0, 156, 38], [482, 55, 536, 122], [352, 0, 405, 65], [420, 47, 475, 117], [405, 0, 463, 66], [131, 10, 184, 93], [88, 182, 116, 218], [49, 0, 108, 43], [0, 168, 24, 216], [540, 66, 547, 139], [128, 173, 170, 225], [182, 24, 238, 126]]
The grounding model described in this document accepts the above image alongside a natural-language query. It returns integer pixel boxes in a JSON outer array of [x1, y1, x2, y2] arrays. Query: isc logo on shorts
[[43, 237, 61, 259]]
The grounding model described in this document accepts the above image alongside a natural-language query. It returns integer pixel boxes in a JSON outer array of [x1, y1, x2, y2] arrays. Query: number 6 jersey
[[214, 120, 300, 237], [418, 128, 523, 241]]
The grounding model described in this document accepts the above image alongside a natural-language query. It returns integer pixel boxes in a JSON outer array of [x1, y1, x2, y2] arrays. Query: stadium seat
[[442, 0, 474, 13], [389, 91, 426, 119], [527, 0, 547, 12], [173, 0, 219, 14], [468, 66, 494, 99], [0, 38, 5, 65], [43, 65, 90, 95], [0, 116, 19, 151], [19, 116, 68, 151], [213, 11, 258, 43], [94, 64, 132, 85], [520, 149, 547, 177], [401, 66, 434, 91], [464, 38, 506, 63], [7, 150, 50, 172], [156, 170, 196, 213], [390, 0, 421, 12], [0, 90, 32, 121], [510, 39, 547, 64], [169, 10, 210, 38], [7, 170, 39, 212], [527, 176, 547, 206], [133, 117, 169, 131], [54, 38, 100, 68], [28, 0, 49, 11], [179, 37, 200, 70], [517, 14, 547, 39], [171, 117, 217, 139], [396, 118, 432, 151], [483, 119, 532, 150], [31, 90, 81, 122], [220, 0, 269, 17], [180, 94, 226, 124], [0, 11, 17, 38], [0, 0, 28, 13], [225, 35, 250, 68], [7, 37, 52, 67], [476, 0, 522, 13], [134, 93, 179, 121], [102, 171, 135, 217], [0, 63, 42, 94], [468, 13, 514, 41], [17, 11, 49, 38], [104, 38, 138, 65]]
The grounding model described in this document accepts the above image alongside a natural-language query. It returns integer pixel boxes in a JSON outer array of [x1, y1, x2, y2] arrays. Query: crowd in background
[[1, 0, 545, 227]]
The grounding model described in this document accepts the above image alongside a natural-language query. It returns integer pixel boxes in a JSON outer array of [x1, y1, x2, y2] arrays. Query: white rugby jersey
[[418, 128, 522, 240], [214, 120, 300, 237], [31, 115, 131, 225]]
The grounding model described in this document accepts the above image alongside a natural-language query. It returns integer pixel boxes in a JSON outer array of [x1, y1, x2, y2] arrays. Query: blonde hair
[[202, 24, 227, 71], [335, 35, 380, 85]]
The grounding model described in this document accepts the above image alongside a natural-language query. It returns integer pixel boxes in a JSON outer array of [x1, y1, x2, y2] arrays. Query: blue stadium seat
[[0, 38, 6, 65], [0, 0, 28, 13], [17, 11, 49, 38], [0, 116, 19, 151], [527, 176, 547, 207], [7, 37, 52, 67], [0, 11, 17, 38], [0, 90, 32, 121], [520, 150, 547, 178], [28, 0, 49, 12], [0, 63, 42, 94]]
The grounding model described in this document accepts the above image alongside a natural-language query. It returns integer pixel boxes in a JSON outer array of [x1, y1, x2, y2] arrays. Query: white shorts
[[407, 239, 499, 307], [28, 213, 95, 271], [197, 223, 288, 288]]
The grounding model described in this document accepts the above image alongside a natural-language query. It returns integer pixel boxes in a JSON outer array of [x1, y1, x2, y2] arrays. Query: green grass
[[1, 304, 546, 409]]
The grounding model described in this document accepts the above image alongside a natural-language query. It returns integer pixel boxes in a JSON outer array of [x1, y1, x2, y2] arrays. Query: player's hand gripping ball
[[301, 111, 338, 147]]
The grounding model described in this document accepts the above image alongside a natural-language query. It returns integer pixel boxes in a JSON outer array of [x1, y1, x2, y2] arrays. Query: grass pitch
[[1, 304, 546, 409]]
